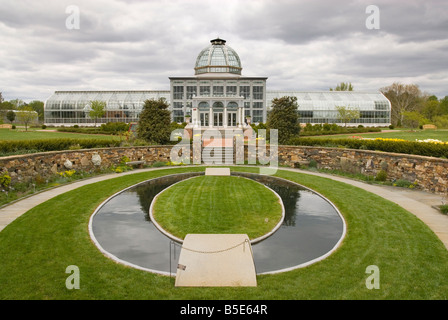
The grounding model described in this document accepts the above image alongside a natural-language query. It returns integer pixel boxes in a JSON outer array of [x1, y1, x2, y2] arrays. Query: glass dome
[[194, 38, 242, 75]]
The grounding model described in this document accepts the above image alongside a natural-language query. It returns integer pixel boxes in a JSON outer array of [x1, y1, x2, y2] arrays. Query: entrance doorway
[[227, 112, 237, 127], [200, 112, 209, 127], [213, 112, 223, 127]]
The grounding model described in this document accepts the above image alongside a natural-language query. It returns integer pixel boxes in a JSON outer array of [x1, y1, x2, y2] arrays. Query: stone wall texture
[[1, 145, 447, 194], [0, 146, 172, 184], [274, 145, 448, 194]]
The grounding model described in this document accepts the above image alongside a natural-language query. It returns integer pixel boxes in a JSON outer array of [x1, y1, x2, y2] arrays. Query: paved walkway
[[1, 166, 447, 250]]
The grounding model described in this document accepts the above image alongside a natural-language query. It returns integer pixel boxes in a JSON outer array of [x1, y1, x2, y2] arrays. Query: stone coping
[[2, 144, 448, 163], [279, 144, 448, 163]]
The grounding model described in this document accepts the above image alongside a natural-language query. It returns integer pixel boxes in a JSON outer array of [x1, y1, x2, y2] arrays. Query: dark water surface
[[91, 172, 345, 275]]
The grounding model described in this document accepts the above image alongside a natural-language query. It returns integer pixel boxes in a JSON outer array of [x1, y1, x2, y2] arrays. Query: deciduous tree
[[330, 82, 354, 91], [28, 100, 44, 122], [380, 83, 424, 126], [89, 100, 106, 127], [335, 106, 360, 127], [16, 106, 37, 131]]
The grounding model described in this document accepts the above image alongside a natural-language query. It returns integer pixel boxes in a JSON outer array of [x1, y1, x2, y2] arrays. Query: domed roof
[[194, 38, 242, 76]]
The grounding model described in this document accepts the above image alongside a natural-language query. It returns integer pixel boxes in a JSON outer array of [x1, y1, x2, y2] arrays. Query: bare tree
[[380, 83, 424, 126]]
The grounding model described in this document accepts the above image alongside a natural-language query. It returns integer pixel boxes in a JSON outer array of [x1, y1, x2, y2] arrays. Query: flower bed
[[289, 137, 448, 158]]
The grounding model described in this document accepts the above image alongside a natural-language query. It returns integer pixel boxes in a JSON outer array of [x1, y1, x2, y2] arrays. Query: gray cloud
[[0, 0, 447, 102]]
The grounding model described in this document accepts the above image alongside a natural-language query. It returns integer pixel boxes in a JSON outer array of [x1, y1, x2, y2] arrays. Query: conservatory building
[[44, 38, 391, 127]]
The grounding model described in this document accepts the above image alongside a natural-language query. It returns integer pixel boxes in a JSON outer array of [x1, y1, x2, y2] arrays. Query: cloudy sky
[[1, 0, 447, 102]]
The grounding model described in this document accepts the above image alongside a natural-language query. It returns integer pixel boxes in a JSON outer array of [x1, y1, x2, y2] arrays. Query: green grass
[[311, 129, 448, 142], [153, 175, 283, 240], [0, 166, 447, 299], [0, 128, 118, 141]]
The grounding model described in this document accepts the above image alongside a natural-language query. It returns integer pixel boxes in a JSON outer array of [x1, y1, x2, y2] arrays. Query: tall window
[[186, 86, 197, 99], [253, 110, 263, 123], [226, 86, 237, 96], [253, 86, 263, 100], [213, 86, 224, 97], [173, 110, 184, 123], [173, 86, 184, 100], [200, 86, 210, 96], [240, 86, 250, 99]]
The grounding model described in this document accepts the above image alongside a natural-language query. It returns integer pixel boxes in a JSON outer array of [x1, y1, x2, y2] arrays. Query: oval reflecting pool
[[89, 171, 345, 275]]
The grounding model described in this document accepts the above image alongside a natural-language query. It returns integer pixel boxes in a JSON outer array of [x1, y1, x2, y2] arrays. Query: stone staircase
[[202, 146, 234, 164]]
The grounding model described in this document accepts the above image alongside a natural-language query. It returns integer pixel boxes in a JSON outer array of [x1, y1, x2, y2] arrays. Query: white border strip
[[253, 174, 347, 275], [88, 169, 346, 276], [148, 175, 286, 245], [88, 172, 202, 277]]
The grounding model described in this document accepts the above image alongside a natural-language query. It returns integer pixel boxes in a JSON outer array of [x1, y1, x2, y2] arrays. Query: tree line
[[330, 82, 448, 129], [0, 93, 45, 130], [379, 83, 448, 129]]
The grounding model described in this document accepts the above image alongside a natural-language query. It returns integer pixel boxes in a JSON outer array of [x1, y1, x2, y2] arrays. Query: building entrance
[[200, 112, 209, 127], [213, 112, 223, 127], [227, 112, 237, 127]]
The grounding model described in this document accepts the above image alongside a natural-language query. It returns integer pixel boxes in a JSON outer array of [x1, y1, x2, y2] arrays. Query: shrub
[[0, 172, 11, 189], [375, 170, 387, 181], [0, 139, 121, 156], [11, 125, 16, 129], [41, 124, 47, 129], [440, 205, 448, 215], [389, 124, 395, 129], [288, 137, 448, 158], [100, 122, 129, 133], [308, 159, 317, 168], [393, 179, 417, 188], [151, 161, 166, 167]]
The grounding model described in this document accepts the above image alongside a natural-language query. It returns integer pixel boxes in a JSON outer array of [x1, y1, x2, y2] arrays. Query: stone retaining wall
[[0, 146, 172, 184], [1, 145, 447, 194], [275, 145, 448, 194]]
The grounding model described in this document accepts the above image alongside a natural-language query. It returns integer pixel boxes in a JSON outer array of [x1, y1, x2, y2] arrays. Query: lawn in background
[[0, 128, 119, 141], [311, 129, 448, 142]]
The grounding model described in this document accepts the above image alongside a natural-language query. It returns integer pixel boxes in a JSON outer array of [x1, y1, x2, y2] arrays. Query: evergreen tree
[[137, 98, 171, 144], [6, 110, 15, 124], [267, 96, 300, 144]]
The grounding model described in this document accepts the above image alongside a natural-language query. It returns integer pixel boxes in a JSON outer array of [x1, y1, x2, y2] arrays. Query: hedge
[[56, 122, 130, 135], [0, 139, 121, 156], [288, 137, 448, 158], [300, 127, 382, 137]]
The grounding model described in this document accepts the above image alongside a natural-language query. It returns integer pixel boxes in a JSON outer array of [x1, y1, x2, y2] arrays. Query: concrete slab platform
[[205, 167, 230, 176], [175, 234, 257, 287]]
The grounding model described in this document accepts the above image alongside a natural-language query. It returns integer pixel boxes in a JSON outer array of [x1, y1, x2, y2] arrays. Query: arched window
[[227, 101, 238, 109], [212, 101, 224, 109], [198, 101, 209, 109]]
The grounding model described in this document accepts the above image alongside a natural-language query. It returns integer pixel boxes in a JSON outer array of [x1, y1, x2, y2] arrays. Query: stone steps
[[202, 146, 234, 164]]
